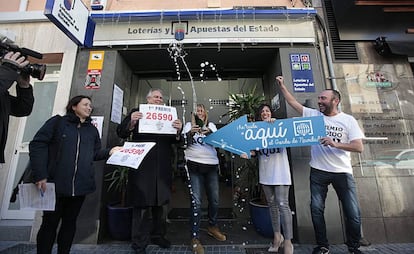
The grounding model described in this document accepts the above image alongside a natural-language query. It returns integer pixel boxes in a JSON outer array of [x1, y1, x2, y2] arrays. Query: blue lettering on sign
[[204, 115, 325, 158]]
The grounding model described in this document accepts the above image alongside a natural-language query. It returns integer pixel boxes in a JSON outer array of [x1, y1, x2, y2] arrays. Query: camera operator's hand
[[2, 51, 29, 69], [17, 72, 31, 88]]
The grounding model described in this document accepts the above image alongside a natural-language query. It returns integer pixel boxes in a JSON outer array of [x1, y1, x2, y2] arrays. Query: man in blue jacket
[[0, 51, 34, 164]]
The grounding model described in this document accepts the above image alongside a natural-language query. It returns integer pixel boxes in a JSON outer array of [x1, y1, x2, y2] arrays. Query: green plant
[[222, 85, 265, 122], [105, 166, 129, 207], [233, 157, 260, 200]]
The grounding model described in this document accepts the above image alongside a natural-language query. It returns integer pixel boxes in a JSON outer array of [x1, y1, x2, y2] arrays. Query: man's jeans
[[187, 160, 219, 239], [310, 167, 361, 250]]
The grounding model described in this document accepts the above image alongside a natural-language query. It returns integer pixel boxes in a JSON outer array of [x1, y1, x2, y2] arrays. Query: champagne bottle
[[194, 113, 204, 127]]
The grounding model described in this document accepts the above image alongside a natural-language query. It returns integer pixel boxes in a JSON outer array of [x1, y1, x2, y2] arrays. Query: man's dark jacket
[[117, 108, 181, 207], [30, 113, 110, 197], [0, 65, 34, 163]]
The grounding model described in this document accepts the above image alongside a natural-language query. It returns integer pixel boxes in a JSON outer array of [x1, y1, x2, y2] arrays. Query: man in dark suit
[[117, 88, 182, 254]]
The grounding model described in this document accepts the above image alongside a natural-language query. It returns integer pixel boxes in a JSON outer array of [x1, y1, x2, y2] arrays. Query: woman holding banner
[[242, 103, 294, 254]]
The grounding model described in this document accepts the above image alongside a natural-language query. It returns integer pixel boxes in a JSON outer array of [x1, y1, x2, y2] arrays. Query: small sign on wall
[[290, 53, 315, 92], [91, 116, 104, 138], [90, 0, 106, 10], [85, 51, 104, 89]]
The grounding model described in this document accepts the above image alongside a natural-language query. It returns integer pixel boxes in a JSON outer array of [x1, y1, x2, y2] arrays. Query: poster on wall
[[111, 84, 123, 124], [290, 53, 315, 92], [91, 116, 104, 138], [85, 51, 104, 89]]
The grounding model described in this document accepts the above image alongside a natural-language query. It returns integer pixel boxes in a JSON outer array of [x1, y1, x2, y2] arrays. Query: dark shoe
[[348, 248, 363, 254], [151, 237, 171, 248], [312, 246, 330, 254]]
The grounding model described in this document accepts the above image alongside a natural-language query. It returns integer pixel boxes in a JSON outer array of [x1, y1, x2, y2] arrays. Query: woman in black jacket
[[30, 95, 120, 254]]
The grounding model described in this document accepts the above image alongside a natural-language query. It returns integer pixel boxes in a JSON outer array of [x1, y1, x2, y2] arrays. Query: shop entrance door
[[133, 78, 264, 221], [1, 73, 59, 220]]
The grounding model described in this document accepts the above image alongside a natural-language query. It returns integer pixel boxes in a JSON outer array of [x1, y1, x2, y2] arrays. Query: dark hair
[[325, 89, 341, 102], [66, 95, 92, 114], [255, 103, 274, 121]]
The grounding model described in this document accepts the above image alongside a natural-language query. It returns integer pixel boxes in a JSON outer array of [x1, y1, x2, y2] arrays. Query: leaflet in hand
[[19, 183, 56, 211], [138, 104, 178, 134], [106, 142, 156, 169]]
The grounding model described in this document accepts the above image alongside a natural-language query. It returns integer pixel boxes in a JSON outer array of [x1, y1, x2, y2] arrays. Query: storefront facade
[[0, 0, 413, 245]]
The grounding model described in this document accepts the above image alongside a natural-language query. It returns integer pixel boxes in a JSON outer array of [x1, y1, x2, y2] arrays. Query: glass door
[[1, 72, 59, 219]]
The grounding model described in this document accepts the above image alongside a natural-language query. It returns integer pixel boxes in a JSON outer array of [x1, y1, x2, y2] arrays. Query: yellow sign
[[85, 51, 105, 90], [88, 51, 105, 70]]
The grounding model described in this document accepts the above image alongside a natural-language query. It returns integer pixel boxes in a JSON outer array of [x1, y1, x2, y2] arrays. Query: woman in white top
[[182, 104, 226, 254], [242, 104, 294, 254]]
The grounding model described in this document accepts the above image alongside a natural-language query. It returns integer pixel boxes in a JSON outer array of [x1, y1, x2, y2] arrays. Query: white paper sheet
[[18, 183, 56, 211], [138, 104, 178, 134], [106, 142, 156, 169]]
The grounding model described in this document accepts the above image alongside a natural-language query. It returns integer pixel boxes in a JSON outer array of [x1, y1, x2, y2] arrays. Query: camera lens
[[22, 64, 47, 81]]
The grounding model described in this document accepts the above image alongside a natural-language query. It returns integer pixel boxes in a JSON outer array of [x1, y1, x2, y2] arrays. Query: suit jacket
[[117, 108, 181, 207]]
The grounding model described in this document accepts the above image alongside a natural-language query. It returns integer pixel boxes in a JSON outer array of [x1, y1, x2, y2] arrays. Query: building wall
[[0, 0, 306, 12], [0, 0, 19, 11], [332, 42, 414, 243], [277, 47, 348, 244], [0, 22, 76, 231], [1, 0, 413, 245]]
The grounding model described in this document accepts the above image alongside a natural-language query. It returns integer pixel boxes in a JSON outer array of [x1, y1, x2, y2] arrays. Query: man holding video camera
[[0, 51, 34, 164]]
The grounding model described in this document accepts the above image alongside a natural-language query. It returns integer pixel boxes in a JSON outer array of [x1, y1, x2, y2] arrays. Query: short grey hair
[[146, 88, 164, 98]]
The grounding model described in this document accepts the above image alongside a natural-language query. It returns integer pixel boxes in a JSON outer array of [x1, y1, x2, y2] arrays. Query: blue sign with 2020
[[204, 115, 325, 157]]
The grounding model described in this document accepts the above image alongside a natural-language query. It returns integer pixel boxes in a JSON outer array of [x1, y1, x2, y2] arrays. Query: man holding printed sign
[[117, 88, 182, 254]]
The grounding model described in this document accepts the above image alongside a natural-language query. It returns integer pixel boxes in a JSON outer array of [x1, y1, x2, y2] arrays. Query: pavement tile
[[1, 242, 414, 254]]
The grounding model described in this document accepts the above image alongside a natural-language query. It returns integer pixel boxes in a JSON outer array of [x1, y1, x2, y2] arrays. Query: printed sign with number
[[106, 142, 156, 169], [138, 104, 178, 134]]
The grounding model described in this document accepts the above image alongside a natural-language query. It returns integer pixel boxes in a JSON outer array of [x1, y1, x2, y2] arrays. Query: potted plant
[[223, 86, 274, 238], [105, 166, 133, 240], [223, 85, 265, 122]]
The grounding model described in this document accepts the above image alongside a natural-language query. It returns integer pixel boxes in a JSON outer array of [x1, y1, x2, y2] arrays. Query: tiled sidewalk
[[1, 242, 414, 254]]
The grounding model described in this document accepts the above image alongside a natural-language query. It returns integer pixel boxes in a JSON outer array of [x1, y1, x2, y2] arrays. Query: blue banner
[[204, 115, 326, 157]]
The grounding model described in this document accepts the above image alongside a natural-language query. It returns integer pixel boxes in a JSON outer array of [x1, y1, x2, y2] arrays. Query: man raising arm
[[276, 75, 364, 254]]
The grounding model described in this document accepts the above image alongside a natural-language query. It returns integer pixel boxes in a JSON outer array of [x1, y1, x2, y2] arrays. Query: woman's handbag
[[9, 162, 34, 202]]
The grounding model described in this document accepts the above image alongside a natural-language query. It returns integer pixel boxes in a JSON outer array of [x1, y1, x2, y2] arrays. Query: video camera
[[0, 40, 46, 81]]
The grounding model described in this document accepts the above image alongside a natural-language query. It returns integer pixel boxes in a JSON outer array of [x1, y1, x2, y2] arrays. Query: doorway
[[1, 68, 60, 220], [132, 78, 265, 220], [111, 44, 290, 241], [115, 44, 281, 223]]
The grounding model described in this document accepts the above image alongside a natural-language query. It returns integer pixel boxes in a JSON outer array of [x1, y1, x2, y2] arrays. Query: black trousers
[[131, 205, 167, 251], [36, 196, 85, 254]]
